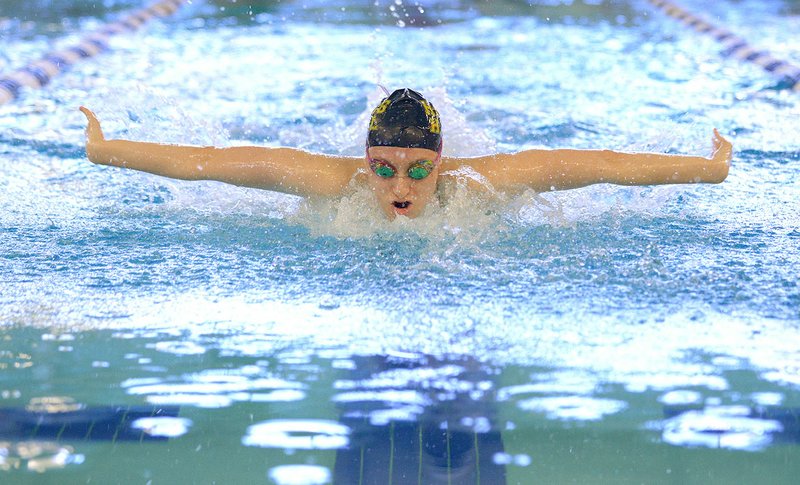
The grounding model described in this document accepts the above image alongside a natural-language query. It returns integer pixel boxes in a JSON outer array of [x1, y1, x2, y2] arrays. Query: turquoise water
[[1, 0, 799, 483]]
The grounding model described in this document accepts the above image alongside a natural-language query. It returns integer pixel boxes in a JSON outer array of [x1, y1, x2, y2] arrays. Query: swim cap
[[367, 88, 442, 152]]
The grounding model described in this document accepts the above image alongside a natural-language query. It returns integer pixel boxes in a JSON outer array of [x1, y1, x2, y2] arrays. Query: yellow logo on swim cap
[[421, 100, 441, 134], [368, 98, 392, 131]]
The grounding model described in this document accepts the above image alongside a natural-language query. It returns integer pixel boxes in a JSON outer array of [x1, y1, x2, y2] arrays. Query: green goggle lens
[[374, 164, 396, 178], [408, 165, 432, 180], [369, 159, 434, 180]]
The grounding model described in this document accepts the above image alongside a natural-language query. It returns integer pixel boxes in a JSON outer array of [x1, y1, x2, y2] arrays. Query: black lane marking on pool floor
[[0, 405, 181, 442]]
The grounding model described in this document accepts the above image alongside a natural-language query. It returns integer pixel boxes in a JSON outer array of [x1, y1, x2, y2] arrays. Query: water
[[1, 0, 799, 483]]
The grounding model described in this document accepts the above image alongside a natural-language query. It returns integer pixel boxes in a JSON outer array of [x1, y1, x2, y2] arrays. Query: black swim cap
[[367, 88, 442, 152]]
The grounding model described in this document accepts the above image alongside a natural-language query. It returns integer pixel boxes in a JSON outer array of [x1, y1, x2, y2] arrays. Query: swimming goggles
[[366, 148, 442, 180]]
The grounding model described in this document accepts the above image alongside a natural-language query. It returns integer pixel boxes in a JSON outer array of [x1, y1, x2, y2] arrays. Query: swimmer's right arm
[[80, 107, 360, 197]]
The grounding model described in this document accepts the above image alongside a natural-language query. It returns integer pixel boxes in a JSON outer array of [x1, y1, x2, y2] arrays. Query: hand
[[79, 106, 107, 164], [711, 128, 732, 167], [79, 106, 105, 142]]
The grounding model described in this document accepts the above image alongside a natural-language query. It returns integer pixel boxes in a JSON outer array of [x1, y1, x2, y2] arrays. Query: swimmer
[[80, 88, 732, 220]]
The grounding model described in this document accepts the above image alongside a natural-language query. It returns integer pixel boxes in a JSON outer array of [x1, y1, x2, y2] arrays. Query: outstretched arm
[[80, 107, 360, 197], [446, 130, 732, 193]]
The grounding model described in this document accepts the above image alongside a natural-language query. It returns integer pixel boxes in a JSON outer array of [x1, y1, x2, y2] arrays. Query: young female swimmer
[[81, 88, 732, 220]]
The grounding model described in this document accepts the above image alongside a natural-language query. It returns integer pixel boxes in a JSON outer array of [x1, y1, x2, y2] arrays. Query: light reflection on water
[[268, 464, 332, 485], [1, 324, 799, 482], [0, 441, 85, 473], [243, 420, 350, 450], [661, 406, 784, 452]]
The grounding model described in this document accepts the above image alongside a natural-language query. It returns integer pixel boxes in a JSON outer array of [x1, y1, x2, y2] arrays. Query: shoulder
[[437, 165, 498, 196], [439, 154, 500, 173]]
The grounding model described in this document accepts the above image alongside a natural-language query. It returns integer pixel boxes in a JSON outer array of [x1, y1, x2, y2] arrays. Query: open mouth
[[393, 201, 411, 209]]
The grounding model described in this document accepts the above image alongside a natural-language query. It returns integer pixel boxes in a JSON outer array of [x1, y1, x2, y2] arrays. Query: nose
[[392, 176, 412, 198]]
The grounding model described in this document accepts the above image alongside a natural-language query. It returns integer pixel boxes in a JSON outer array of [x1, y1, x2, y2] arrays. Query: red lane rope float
[[648, 0, 800, 92], [0, 0, 188, 106]]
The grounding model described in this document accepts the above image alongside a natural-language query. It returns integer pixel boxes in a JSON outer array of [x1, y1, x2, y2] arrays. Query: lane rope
[[648, 0, 800, 92], [0, 0, 188, 106]]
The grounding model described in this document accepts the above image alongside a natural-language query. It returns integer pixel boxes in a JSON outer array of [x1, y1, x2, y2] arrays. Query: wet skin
[[79, 107, 732, 222], [365, 146, 441, 220]]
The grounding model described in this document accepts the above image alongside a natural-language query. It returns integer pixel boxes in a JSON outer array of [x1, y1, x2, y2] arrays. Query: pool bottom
[[1, 326, 798, 484]]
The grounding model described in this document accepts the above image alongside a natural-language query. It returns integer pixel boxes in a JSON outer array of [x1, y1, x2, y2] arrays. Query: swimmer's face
[[365, 146, 441, 220]]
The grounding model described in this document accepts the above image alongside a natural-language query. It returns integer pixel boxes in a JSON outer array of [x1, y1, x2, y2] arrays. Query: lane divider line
[[0, 0, 188, 106], [648, 0, 800, 92]]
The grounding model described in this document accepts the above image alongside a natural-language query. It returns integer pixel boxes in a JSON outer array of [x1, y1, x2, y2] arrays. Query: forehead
[[367, 146, 438, 164]]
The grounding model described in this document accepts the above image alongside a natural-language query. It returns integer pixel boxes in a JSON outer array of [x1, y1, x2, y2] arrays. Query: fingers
[[712, 128, 730, 149], [711, 128, 732, 166], [79, 106, 105, 142]]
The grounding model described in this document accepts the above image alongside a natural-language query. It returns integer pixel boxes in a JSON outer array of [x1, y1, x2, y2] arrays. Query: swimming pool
[[1, 0, 799, 482]]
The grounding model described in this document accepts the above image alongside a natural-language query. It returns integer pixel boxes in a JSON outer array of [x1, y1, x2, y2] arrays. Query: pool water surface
[[1, 0, 799, 483]]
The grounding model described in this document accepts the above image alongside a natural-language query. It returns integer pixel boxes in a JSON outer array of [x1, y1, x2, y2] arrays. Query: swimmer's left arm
[[448, 129, 732, 192]]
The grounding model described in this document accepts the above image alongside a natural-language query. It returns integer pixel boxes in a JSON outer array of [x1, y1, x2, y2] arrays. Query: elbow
[[86, 142, 110, 166], [707, 161, 730, 184], [714, 166, 729, 184]]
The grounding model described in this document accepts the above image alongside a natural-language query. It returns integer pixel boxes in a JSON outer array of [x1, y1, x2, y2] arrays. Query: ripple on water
[[517, 396, 628, 421], [268, 464, 332, 485], [0, 441, 85, 473], [242, 419, 350, 450], [661, 406, 784, 452], [123, 366, 307, 409], [130, 417, 192, 438]]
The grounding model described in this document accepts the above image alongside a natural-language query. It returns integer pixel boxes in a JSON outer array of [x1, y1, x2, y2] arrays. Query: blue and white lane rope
[[0, 0, 188, 105], [648, 0, 800, 92]]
